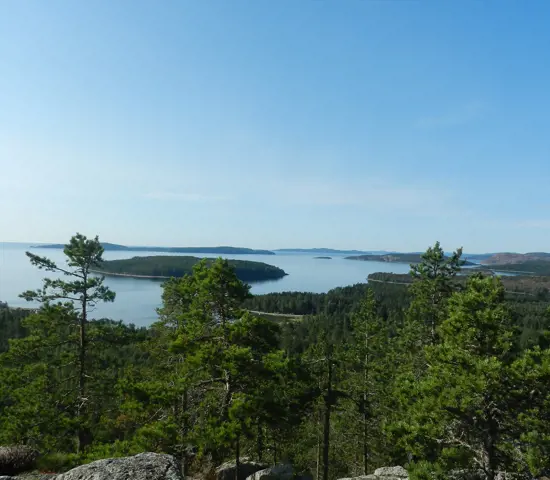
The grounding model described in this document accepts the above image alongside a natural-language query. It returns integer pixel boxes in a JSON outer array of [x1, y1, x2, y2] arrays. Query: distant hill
[[346, 253, 475, 265], [477, 261, 550, 276], [367, 271, 550, 294], [95, 256, 287, 282], [482, 252, 550, 265], [33, 243, 275, 255]]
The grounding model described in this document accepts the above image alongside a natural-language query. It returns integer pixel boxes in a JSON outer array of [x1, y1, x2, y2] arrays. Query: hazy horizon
[[0, 239, 538, 256]]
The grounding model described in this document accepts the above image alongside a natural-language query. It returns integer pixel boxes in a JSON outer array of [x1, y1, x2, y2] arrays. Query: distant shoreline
[[91, 270, 169, 280], [33, 243, 276, 256]]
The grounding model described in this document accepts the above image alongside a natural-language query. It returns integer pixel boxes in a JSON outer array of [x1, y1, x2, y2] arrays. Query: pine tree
[[7, 233, 115, 452], [155, 258, 289, 474], [408, 241, 464, 346], [401, 275, 522, 478], [348, 288, 393, 474]]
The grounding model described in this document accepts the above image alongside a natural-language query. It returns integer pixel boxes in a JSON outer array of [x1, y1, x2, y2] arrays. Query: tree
[[408, 241, 464, 346], [347, 288, 394, 474], [401, 275, 523, 478], [155, 258, 289, 475], [302, 316, 349, 480], [18, 233, 115, 452]]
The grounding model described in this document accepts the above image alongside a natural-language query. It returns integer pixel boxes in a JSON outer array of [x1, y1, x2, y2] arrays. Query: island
[[33, 243, 276, 255], [346, 253, 475, 265], [314, 256, 332, 260], [94, 256, 287, 283]]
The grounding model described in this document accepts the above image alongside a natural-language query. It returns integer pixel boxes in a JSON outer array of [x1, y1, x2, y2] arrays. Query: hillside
[[34, 243, 275, 255], [367, 271, 550, 296], [479, 261, 550, 276], [95, 256, 287, 282], [482, 252, 550, 265], [346, 253, 475, 265]]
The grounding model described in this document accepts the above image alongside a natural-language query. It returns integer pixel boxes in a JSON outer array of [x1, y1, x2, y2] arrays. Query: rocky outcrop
[[0, 446, 39, 477], [216, 459, 267, 480], [374, 467, 408, 479], [245, 464, 294, 480], [338, 466, 408, 480], [53, 452, 182, 480]]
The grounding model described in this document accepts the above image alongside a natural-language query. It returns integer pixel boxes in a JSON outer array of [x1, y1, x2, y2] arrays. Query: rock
[[245, 464, 293, 480], [54, 452, 182, 480], [373, 467, 408, 479], [337, 476, 377, 480], [216, 459, 267, 480]]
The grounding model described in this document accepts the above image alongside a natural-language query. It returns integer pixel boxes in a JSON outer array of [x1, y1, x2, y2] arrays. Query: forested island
[[34, 242, 276, 255], [3, 236, 550, 479], [95, 255, 287, 282], [314, 256, 332, 259]]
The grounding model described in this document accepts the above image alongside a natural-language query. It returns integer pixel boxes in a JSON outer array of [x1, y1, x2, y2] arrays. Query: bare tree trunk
[[364, 321, 369, 475], [180, 390, 188, 478], [363, 407, 368, 475], [77, 281, 87, 453], [323, 360, 333, 480], [256, 419, 263, 462], [235, 435, 241, 480], [316, 410, 322, 480]]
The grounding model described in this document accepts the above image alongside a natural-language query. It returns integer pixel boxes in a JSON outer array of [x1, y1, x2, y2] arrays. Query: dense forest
[[2, 235, 550, 479], [96, 255, 287, 282]]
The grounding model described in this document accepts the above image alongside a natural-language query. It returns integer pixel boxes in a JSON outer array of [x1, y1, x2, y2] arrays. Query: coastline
[[91, 270, 171, 280]]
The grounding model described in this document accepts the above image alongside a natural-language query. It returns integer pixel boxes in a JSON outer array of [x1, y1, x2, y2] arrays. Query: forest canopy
[[2, 236, 550, 480]]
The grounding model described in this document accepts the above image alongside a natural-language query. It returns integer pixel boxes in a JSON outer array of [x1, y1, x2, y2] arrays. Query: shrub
[[0, 445, 39, 475], [35, 452, 81, 474]]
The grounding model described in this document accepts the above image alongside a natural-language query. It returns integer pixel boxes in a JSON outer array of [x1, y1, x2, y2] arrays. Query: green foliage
[[36, 452, 81, 473], [407, 460, 447, 480], [99, 255, 287, 282], [0, 307, 30, 353], [2, 238, 550, 477]]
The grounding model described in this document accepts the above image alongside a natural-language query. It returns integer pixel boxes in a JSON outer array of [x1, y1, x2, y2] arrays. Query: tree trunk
[[323, 360, 333, 480], [364, 321, 369, 475], [256, 419, 263, 462], [180, 389, 188, 477], [316, 411, 321, 480], [363, 406, 368, 475], [235, 435, 241, 480], [77, 280, 88, 453]]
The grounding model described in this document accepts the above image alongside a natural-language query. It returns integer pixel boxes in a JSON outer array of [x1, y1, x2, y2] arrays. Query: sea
[[0, 243, 412, 326]]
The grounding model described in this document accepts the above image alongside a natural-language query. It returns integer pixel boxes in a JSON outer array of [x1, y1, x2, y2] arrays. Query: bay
[[0, 243, 412, 326]]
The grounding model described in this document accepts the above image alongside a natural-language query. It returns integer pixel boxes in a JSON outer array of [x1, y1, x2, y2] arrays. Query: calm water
[[0, 243, 411, 326]]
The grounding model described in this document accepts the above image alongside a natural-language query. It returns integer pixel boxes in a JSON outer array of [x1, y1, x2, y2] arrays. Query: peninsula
[[95, 256, 287, 282], [346, 253, 475, 265], [34, 243, 275, 255]]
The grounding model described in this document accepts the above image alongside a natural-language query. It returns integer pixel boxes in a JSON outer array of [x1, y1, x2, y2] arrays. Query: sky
[[1, 1, 550, 253]]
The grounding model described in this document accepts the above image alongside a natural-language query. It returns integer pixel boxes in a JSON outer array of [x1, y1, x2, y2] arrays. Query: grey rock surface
[[373, 467, 408, 478], [54, 453, 182, 480], [245, 464, 293, 480], [216, 459, 267, 480]]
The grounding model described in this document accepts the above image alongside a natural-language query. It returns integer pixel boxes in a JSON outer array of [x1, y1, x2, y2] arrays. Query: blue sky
[[1, 1, 550, 252]]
